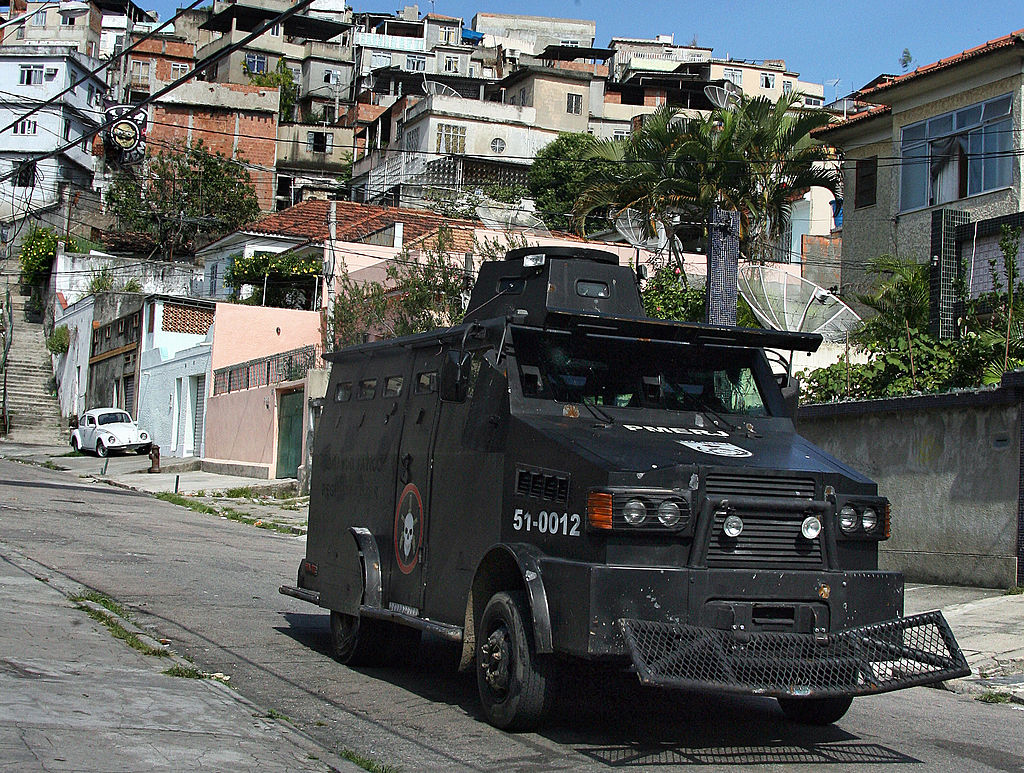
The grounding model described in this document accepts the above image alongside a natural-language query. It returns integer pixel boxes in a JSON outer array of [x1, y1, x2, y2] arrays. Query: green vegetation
[[337, 748, 402, 773], [75, 604, 168, 657], [329, 226, 469, 347], [526, 132, 608, 233], [18, 225, 62, 288], [164, 665, 206, 679], [106, 140, 260, 259], [154, 491, 296, 534], [576, 93, 838, 267], [223, 486, 256, 499], [225, 250, 321, 309], [799, 227, 1024, 402], [975, 691, 1013, 704], [1005, 586, 1024, 596], [70, 590, 132, 620], [642, 264, 760, 327], [246, 59, 298, 122], [264, 708, 292, 723], [45, 324, 70, 355]]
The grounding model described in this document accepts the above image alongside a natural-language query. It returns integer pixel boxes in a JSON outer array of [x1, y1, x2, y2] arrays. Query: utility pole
[[705, 206, 741, 326]]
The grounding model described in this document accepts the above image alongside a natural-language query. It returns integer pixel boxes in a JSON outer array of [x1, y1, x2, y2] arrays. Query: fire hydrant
[[148, 444, 161, 474]]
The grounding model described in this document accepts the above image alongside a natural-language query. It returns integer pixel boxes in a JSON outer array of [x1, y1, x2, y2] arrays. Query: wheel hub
[[481, 626, 512, 694]]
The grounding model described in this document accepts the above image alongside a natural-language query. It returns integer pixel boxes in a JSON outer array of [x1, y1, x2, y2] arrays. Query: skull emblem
[[402, 511, 415, 559]]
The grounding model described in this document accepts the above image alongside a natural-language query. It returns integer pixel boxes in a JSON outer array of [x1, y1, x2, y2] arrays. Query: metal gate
[[276, 390, 303, 479], [192, 375, 206, 457]]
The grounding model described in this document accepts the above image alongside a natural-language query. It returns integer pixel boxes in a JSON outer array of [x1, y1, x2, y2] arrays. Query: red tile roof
[[242, 199, 480, 247], [813, 104, 891, 138], [859, 29, 1024, 99]]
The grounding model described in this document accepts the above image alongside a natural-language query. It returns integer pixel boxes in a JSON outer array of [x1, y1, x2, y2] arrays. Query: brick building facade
[[148, 81, 280, 210]]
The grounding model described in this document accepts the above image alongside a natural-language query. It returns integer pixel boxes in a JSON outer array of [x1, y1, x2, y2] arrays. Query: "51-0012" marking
[[512, 508, 581, 536]]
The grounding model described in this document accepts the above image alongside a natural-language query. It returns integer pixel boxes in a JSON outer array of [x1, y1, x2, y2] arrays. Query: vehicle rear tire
[[476, 590, 555, 731], [777, 695, 854, 725], [330, 610, 386, 666], [71, 436, 79, 452], [96, 440, 108, 458]]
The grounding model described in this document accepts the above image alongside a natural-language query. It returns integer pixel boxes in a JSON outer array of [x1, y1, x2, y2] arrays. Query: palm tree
[[575, 92, 839, 267], [853, 255, 931, 345]]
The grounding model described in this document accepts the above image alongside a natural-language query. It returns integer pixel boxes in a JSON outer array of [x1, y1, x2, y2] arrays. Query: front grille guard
[[619, 611, 970, 698]]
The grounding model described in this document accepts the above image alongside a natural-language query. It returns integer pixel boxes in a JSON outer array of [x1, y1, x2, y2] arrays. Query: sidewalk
[[0, 548, 358, 773], [0, 439, 310, 534]]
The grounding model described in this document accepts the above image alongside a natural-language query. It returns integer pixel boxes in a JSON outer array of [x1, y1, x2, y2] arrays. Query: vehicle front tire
[[96, 440, 108, 458], [476, 590, 555, 731], [330, 610, 385, 667], [777, 695, 853, 725], [136, 444, 152, 455]]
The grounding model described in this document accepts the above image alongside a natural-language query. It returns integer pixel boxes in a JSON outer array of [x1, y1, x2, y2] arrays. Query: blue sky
[[156, 0, 1018, 97]]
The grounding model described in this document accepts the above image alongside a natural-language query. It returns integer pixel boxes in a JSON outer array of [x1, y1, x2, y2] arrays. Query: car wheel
[[777, 695, 854, 725], [476, 590, 555, 731], [96, 440, 108, 458], [136, 444, 152, 455], [71, 436, 79, 452], [330, 610, 386, 666]]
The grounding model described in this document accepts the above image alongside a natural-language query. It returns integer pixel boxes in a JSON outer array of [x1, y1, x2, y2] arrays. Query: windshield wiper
[[579, 398, 615, 426]]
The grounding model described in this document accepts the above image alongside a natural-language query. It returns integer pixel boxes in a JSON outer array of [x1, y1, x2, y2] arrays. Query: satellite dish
[[476, 201, 550, 235], [704, 81, 741, 109], [613, 208, 667, 253], [738, 264, 861, 342], [422, 79, 461, 97]]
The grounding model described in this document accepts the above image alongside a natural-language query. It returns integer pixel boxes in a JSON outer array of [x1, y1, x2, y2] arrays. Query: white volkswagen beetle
[[71, 409, 152, 457]]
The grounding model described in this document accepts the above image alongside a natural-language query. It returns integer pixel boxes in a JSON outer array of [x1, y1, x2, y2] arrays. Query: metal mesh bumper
[[618, 611, 970, 698]]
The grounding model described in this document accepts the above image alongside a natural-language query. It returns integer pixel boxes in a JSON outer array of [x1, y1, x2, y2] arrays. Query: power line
[[1, 0, 319, 186]]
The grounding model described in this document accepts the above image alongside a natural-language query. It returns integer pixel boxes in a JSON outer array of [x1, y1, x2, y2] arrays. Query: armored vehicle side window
[[383, 375, 403, 397], [513, 329, 770, 416], [356, 378, 377, 400], [415, 371, 437, 394], [334, 381, 352, 402], [576, 279, 609, 298]]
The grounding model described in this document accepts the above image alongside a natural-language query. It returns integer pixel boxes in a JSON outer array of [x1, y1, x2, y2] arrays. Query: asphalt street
[[1, 458, 1022, 772]]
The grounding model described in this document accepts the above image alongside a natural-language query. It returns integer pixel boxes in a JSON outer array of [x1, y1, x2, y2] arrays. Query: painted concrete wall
[[204, 384, 277, 472], [210, 303, 322, 371], [52, 294, 95, 419], [799, 388, 1022, 588], [137, 340, 212, 457], [203, 379, 309, 477], [53, 252, 199, 307]]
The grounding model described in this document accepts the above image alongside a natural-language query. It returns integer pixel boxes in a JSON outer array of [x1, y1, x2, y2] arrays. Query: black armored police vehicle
[[281, 246, 968, 730]]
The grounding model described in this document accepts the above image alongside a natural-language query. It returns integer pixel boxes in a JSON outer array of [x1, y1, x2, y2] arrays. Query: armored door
[[386, 348, 442, 613]]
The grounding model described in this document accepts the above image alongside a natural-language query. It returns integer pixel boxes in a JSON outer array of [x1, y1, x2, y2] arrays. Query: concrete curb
[[0, 542, 360, 773]]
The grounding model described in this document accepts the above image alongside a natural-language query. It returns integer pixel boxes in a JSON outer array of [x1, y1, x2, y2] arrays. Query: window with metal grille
[[854, 157, 877, 209], [436, 123, 466, 154], [566, 92, 582, 114]]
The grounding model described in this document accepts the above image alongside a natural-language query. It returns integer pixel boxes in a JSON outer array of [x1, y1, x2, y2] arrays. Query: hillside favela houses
[[3, 5, 842, 479]]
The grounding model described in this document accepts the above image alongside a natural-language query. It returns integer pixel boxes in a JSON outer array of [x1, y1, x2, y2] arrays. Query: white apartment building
[[0, 45, 106, 227]]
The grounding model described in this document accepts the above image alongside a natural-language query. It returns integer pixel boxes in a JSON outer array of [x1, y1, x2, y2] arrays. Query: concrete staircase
[[1, 262, 66, 445]]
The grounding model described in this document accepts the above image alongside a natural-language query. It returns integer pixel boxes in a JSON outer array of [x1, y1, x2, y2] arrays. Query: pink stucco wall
[[204, 386, 277, 469], [211, 303, 322, 371], [203, 380, 311, 478]]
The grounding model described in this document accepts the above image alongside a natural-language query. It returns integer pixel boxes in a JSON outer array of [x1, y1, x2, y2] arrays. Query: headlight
[[861, 507, 878, 533], [622, 499, 647, 525], [801, 515, 822, 540], [839, 506, 858, 533], [723, 514, 744, 538], [140, 432, 149, 440], [657, 500, 681, 527]]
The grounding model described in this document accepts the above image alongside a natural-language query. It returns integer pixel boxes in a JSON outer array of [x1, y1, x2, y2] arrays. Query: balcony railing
[[213, 343, 324, 396]]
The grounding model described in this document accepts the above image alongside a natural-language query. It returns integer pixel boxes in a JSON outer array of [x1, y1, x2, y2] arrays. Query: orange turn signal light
[[587, 492, 613, 529]]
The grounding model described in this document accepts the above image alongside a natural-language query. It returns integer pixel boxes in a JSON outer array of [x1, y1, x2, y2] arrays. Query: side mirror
[[636, 263, 649, 283], [440, 350, 472, 402]]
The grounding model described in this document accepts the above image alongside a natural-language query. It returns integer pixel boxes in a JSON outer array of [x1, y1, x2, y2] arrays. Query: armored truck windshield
[[513, 329, 770, 416]]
